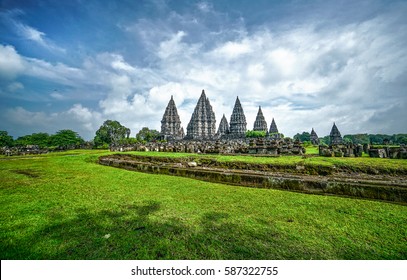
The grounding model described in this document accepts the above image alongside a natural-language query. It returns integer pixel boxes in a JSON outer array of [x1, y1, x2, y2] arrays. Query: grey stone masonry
[[217, 114, 230, 136], [329, 123, 343, 145], [310, 128, 319, 145], [185, 90, 216, 140], [253, 106, 268, 131], [229, 97, 247, 138], [269, 118, 279, 134], [160, 95, 184, 140]]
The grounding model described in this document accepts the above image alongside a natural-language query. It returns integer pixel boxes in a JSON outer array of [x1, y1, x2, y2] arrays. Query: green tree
[[246, 130, 266, 138], [50, 130, 84, 148], [343, 134, 369, 145], [136, 127, 160, 142], [393, 134, 407, 145], [94, 120, 130, 147], [293, 132, 310, 142], [319, 136, 330, 145], [0, 131, 14, 147], [15, 133, 50, 148]]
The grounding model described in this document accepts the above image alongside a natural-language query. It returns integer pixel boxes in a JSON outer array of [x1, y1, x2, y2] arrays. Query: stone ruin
[[310, 128, 319, 145], [268, 118, 282, 139], [319, 123, 362, 157], [110, 137, 305, 156], [217, 114, 230, 137], [160, 90, 284, 142], [228, 96, 247, 139], [114, 87, 305, 157], [1, 145, 47, 156], [253, 106, 267, 132], [329, 122, 343, 145], [368, 145, 407, 159], [184, 90, 216, 140], [160, 95, 184, 141], [319, 144, 363, 157], [141, 90, 405, 159]]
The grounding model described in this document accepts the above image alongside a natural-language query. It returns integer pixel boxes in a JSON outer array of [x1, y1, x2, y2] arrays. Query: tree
[[0, 131, 14, 147], [293, 132, 310, 142], [94, 120, 130, 147], [50, 130, 84, 148], [15, 133, 50, 148], [343, 134, 369, 145], [136, 127, 160, 142], [246, 130, 266, 138]]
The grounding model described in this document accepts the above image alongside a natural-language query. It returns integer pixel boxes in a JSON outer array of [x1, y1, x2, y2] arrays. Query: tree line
[[0, 120, 160, 148], [2, 121, 406, 148], [293, 131, 407, 145]]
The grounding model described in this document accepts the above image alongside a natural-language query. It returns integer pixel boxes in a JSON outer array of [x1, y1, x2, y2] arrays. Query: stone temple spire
[[329, 122, 343, 145], [160, 95, 184, 140], [269, 118, 279, 134], [185, 90, 216, 140], [310, 128, 319, 145], [253, 106, 268, 131], [229, 97, 247, 138], [217, 114, 230, 136]]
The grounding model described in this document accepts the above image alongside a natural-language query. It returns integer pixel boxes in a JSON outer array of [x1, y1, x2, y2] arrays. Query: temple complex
[[310, 128, 319, 145], [109, 90, 407, 159], [160, 95, 184, 140], [253, 106, 268, 131], [229, 97, 247, 138], [329, 123, 343, 145], [185, 90, 216, 140]]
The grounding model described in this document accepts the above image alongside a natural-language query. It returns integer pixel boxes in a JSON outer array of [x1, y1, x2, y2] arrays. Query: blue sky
[[1, 0, 406, 140]]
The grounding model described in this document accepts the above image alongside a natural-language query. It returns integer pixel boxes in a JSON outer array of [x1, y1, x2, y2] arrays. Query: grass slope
[[0, 150, 406, 259], [125, 151, 407, 175]]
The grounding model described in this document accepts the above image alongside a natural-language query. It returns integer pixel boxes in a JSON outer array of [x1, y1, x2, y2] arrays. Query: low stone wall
[[110, 138, 305, 156], [99, 154, 407, 204], [1, 144, 94, 156], [319, 144, 363, 157], [1, 146, 48, 156], [368, 145, 407, 159]]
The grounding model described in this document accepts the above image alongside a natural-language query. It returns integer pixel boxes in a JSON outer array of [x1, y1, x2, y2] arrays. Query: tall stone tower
[[160, 96, 184, 140], [229, 97, 247, 138], [217, 114, 230, 137], [253, 106, 268, 131], [269, 118, 279, 134], [185, 90, 216, 140], [310, 128, 319, 145], [329, 123, 343, 145]]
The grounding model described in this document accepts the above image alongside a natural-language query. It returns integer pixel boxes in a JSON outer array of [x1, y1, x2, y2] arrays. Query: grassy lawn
[[0, 150, 406, 259], [125, 151, 407, 174]]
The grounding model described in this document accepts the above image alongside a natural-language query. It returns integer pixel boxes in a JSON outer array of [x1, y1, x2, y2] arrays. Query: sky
[[0, 0, 406, 140]]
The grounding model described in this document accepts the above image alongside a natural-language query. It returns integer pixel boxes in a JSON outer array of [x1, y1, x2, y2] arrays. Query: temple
[[217, 114, 230, 137], [185, 90, 216, 140], [160, 95, 184, 140], [310, 128, 319, 145], [253, 106, 268, 131], [229, 97, 247, 138], [329, 123, 343, 145]]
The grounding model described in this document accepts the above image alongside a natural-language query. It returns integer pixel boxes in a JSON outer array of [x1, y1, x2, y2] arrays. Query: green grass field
[[124, 150, 407, 175], [1, 150, 406, 259]]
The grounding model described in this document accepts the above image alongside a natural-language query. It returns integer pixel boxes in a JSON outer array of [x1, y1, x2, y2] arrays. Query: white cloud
[[157, 31, 187, 59], [2, 104, 104, 140], [0, 45, 25, 79], [12, 20, 65, 52], [211, 40, 253, 59], [7, 82, 24, 92], [197, 2, 212, 13]]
